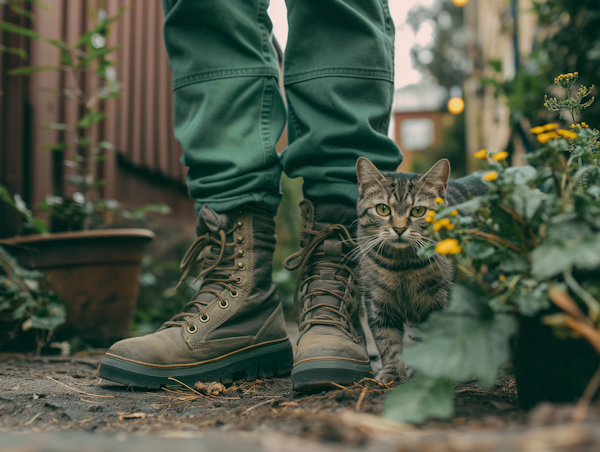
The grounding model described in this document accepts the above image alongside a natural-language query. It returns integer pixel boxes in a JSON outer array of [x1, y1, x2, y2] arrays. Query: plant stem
[[572, 364, 600, 422], [467, 230, 522, 253], [563, 269, 600, 322]]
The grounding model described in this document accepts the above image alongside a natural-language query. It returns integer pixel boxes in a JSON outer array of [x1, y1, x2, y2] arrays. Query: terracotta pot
[[4, 229, 154, 346]]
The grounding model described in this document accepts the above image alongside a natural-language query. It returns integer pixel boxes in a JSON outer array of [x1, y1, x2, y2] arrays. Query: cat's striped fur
[[355, 157, 487, 383]]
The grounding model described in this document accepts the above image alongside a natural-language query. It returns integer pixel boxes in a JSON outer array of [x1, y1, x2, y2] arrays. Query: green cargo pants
[[162, 0, 402, 215]]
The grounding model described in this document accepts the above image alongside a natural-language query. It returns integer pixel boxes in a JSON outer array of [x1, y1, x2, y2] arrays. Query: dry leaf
[[279, 402, 298, 407], [193, 381, 226, 396], [117, 412, 146, 421]]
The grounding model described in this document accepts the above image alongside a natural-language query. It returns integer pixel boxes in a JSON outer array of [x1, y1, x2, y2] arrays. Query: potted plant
[[384, 73, 600, 423], [0, 1, 168, 346]]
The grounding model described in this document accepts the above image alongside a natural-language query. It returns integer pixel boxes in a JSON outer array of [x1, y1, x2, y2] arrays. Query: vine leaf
[[384, 375, 453, 424], [402, 284, 517, 388]]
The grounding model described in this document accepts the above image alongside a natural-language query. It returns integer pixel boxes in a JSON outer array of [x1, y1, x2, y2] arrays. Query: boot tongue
[[196, 204, 233, 235], [188, 204, 235, 310]]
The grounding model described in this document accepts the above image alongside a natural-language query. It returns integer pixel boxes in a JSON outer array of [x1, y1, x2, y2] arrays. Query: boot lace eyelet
[[237, 236, 245, 244], [199, 314, 210, 323], [230, 289, 239, 298], [237, 262, 246, 270], [235, 276, 243, 284], [238, 209, 246, 216], [187, 325, 198, 334], [237, 221, 244, 229], [238, 249, 246, 257], [219, 300, 229, 309]]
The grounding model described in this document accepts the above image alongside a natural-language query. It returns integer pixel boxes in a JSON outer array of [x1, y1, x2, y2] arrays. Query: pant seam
[[259, 78, 275, 167], [173, 68, 279, 91], [284, 68, 394, 85], [256, 0, 272, 66]]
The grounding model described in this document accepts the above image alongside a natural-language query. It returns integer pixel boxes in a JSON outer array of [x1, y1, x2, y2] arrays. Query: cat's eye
[[410, 206, 427, 217], [376, 204, 391, 216]]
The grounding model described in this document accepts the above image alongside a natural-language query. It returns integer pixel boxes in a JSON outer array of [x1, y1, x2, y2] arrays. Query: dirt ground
[[1, 351, 600, 451]]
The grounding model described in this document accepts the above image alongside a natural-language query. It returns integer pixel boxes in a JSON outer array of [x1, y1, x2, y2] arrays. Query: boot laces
[[284, 224, 358, 333], [161, 227, 239, 330]]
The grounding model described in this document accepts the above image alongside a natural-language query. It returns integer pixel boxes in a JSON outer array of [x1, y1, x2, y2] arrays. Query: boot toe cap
[[106, 329, 186, 365], [294, 333, 370, 365]]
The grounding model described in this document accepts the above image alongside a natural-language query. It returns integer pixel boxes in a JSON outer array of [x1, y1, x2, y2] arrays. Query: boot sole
[[98, 340, 294, 389], [291, 359, 373, 392]]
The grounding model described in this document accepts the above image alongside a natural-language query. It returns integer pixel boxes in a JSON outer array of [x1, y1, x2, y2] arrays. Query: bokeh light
[[448, 97, 465, 115]]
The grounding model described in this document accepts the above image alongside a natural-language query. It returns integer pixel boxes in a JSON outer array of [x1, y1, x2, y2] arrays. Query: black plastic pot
[[513, 312, 600, 409]]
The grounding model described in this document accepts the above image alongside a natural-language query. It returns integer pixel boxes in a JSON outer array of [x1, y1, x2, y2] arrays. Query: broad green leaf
[[402, 284, 517, 388], [513, 282, 550, 317], [9, 5, 36, 21], [531, 233, 600, 279], [36, 142, 68, 151], [0, 21, 44, 40], [98, 141, 114, 150], [465, 240, 495, 260], [77, 111, 106, 128], [504, 165, 537, 185], [0, 45, 27, 59], [41, 123, 67, 131], [0, 184, 48, 234], [60, 50, 72, 66], [417, 242, 436, 260], [384, 375, 453, 424], [8, 65, 60, 76]]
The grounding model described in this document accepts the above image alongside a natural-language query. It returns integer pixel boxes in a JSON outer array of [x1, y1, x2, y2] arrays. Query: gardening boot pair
[[99, 205, 293, 388], [285, 200, 372, 391]]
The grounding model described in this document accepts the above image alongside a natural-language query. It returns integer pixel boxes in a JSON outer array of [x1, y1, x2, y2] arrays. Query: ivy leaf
[[402, 284, 517, 388], [384, 375, 453, 424], [531, 233, 600, 280], [77, 111, 106, 128], [8, 65, 60, 76], [465, 240, 495, 260]]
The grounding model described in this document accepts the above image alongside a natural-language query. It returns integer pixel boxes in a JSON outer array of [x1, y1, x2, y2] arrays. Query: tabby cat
[[355, 157, 487, 383]]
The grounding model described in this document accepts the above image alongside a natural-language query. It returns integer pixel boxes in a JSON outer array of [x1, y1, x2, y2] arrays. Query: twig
[[563, 270, 600, 322], [23, 412, 41, 426], [467, 230, 522, 253], [167, 377, 206, 397], [572, 365, 600, 422], [497, 203, 525, 224], [330, 382, 351, 391], [242, 397, 281, 415], [355, 387, 368, 411], [46, 376, 114, 398]]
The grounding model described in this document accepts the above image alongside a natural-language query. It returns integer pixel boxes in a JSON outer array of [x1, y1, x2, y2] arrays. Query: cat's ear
[[419, 158, 451, 190], [356, 157, 385, 189]]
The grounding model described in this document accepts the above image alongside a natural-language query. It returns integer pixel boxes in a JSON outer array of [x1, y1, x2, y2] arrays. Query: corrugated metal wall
[[0, 0, 186, 237]]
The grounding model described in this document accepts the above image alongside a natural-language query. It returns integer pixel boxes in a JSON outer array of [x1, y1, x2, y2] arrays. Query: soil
[[1, 352, 599, 451]]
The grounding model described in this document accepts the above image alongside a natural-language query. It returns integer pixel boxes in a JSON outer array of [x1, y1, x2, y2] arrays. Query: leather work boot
[[285, 200, 372, 391], [99, 205, 293, 388]]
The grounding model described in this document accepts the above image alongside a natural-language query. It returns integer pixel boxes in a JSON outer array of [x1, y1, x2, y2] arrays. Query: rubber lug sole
[[291, 359, 373, 392], [98, 340, 294, 389]]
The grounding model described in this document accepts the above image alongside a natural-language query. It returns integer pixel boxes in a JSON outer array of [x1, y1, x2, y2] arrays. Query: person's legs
[[281, 0, 402, 390], [98, 0, 293, 387], [164, 0, 286, 216]]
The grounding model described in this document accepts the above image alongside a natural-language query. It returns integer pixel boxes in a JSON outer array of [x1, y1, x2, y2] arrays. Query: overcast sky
[[268, 0, 436, 89]]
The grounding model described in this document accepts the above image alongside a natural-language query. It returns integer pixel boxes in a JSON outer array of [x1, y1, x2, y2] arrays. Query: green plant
[[0, 0, 169, 232], [0, 245, 66, 355], [385, 73, 600, 424]]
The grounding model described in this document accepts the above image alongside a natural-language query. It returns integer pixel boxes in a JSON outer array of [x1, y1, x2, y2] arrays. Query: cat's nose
[[393, 227, 407, 236]]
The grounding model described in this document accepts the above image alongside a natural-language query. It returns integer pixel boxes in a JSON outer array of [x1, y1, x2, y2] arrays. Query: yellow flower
[[582, 122, 589, 128], [492, 151, 509, 161], [446, 223, 455, 231], [450, 210, 458, 216], [530, 126, 545, 134], [433, 218, 451, 232], [537, 132, 559, 144], [483, 171, 498, 181], [499, 275, 507, 282], [425, 216, 435, 223], [426, 210, 436, 217], [557, 129, 578, 139], [474, 149, 488, 159], [435, 238, 462, 255], [543, 123, 559, 131], [434, 197, 444, 204]]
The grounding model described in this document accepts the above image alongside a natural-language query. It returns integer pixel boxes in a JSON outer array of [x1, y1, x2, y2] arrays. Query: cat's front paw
[[376, 367, 408, 385]]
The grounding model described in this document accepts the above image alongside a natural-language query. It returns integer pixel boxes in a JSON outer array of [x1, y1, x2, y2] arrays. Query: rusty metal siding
[[1, 0, 190, 237]]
